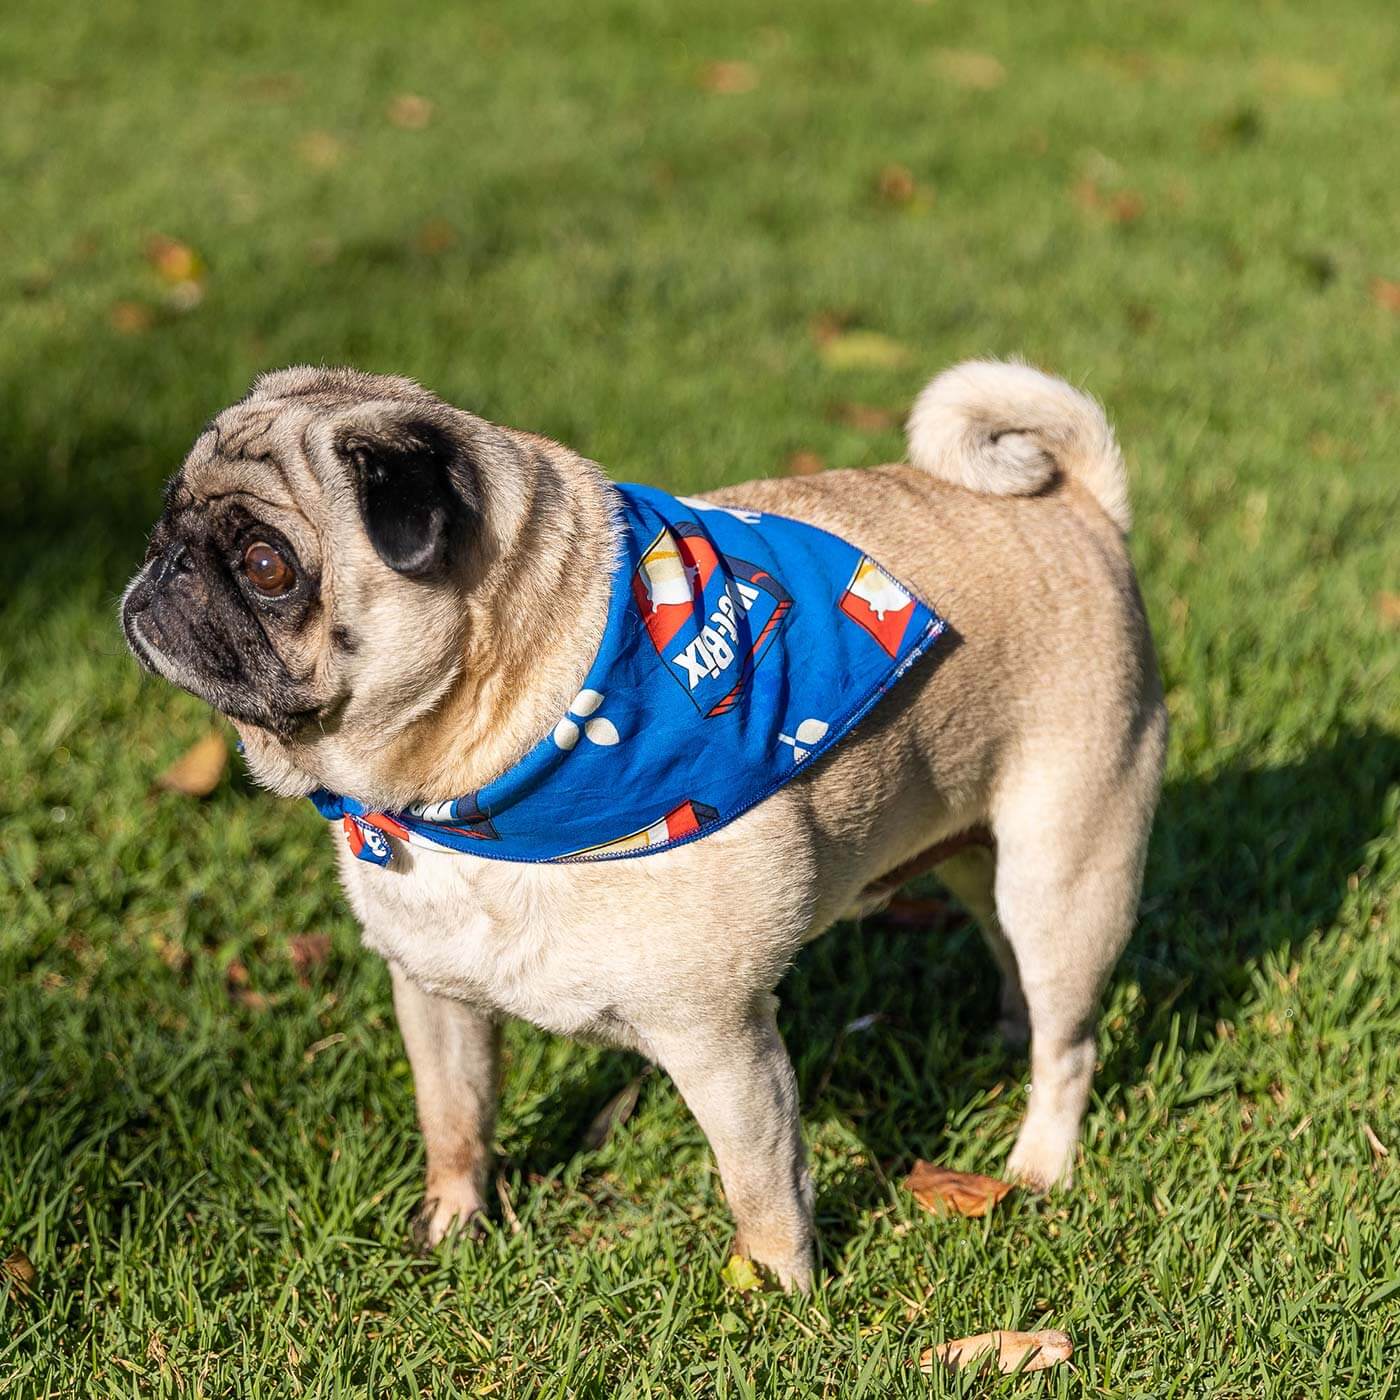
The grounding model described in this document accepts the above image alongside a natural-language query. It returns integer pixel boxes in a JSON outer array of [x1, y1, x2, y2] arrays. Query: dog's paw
[[1005, 1130, 1076, 1193], [410, 1188, 488, 1252], [732, 1233, 814, 1294]]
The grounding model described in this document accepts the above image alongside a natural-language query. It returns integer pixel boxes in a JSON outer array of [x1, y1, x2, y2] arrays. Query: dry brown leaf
[[226, 960, 268, 1011], [110, 300, 155, 335], [809, 311, 852, 346], [906, 1160, 1013, 1217], [1371, 279, 1400, 313], [922, 1328, 1072, 1375], [931, 49, 1006, 91], [1074, 178, 1145, 223], [387, 94, 434, 129], [817, 330, 912, 371], [416, 218, 458, 255], [495, 1176, 523, 1233], [1362, 1121, 1390, 1159], [698, 60, 758, 94], [154, 733, 228, 797], [784, 450, 825, 477], [288, 932, 332, 984], [1375, 592, 1400, 628], [582, 1070, 649, 1151], [2, 1247, 37, 1293], [829, 401, 898, 431], [875, 163, 916, 206], [145, 235, 204, 285]]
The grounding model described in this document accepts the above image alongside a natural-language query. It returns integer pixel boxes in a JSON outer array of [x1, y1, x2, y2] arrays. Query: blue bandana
[[311, 483, 945, 866]]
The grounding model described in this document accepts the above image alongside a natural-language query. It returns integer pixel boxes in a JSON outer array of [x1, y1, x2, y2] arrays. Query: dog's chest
[[337, 837, 629, 1036]]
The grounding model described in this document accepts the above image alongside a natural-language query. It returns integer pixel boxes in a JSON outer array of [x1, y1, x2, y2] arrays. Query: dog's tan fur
[[123, 361, 1166, 1290]]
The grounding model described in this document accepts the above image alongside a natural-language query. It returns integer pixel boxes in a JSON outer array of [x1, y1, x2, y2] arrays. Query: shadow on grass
[[790, 724, 1399, 1256], [523, 726, 1396, 1252]]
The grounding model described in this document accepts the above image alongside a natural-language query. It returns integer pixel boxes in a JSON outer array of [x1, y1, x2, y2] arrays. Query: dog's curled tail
[[905, 360, 1130, 533]]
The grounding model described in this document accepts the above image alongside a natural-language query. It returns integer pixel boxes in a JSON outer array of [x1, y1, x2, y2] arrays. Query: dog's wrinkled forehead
[[175, 365, 439, 508]]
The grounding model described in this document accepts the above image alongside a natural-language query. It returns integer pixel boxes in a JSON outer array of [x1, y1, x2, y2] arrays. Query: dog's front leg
[[388, 961, 500, 1249], [650, 997, 814, 1291]]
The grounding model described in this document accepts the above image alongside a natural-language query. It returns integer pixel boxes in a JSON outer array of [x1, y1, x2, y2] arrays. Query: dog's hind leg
[[990, 723, 1165, 1188]]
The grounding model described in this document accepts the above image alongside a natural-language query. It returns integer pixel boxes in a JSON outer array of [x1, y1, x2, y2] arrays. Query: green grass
[[2, 0, 1398, 1393]]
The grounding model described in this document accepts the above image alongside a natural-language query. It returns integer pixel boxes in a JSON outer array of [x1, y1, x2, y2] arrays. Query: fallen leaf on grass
[[875, 163, 916, 206], [698, 61, 758, 94], [304, 1032, 346, 1062], [1073, 178, 1145, 223], [721, 1255, 763, 1292], [387, 94, 434, 129], [145, 235, 204, 285], [416, 218, 458, 255], [1375, 592, 1400, 628], [906, 1160, 1013, 1217], [226, 960, 268, 1012], [1362, 1121, 1390, 1160], [496, 1176, 522, 1234], [922, 1329, 1072, 1375], [784, 450, 824, 476], [288, 932, 332, 984], [582, 1070, 649, 1151], [1371, 279, 1400, 314], [110, 300, 155, 335], [154, 733, 228, 797], [931, 49, 1007, 91], [2, 1247, 37, 1295], [817, 330, 912, 371], [145, 234, 207, 312]]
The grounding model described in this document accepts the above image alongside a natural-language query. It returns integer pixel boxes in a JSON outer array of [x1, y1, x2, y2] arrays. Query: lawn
[[2, 0, 1398, 1394]]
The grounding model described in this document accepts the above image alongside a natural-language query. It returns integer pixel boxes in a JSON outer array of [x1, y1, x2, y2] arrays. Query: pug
[[121, 359, 1166, 1290]]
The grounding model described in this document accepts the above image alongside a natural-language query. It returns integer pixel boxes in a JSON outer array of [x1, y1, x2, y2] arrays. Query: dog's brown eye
[[243, 542, 294, 596]]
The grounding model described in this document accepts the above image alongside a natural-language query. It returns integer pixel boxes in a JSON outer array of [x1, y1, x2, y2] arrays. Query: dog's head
[[121, 366, 555, 799]]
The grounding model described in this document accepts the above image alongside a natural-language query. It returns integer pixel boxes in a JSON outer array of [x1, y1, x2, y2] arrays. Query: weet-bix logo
[[631, 523, 792, 718]]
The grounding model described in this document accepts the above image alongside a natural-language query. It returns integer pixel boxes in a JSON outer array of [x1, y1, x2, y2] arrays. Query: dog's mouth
[[121, 569, 340, 742]]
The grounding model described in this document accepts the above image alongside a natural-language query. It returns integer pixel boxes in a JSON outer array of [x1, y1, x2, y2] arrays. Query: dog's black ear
[[335, 420, 465, 579]]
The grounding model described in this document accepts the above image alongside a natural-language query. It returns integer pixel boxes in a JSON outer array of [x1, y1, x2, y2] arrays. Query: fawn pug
[[122, 359, 1165, 1289]]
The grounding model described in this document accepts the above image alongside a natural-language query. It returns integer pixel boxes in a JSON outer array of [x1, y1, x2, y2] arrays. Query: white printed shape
[[584, 717, 619, 745], [571, 688, 606, 716], [553, 691, 623, 750], [778, 717, 830, 763]]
